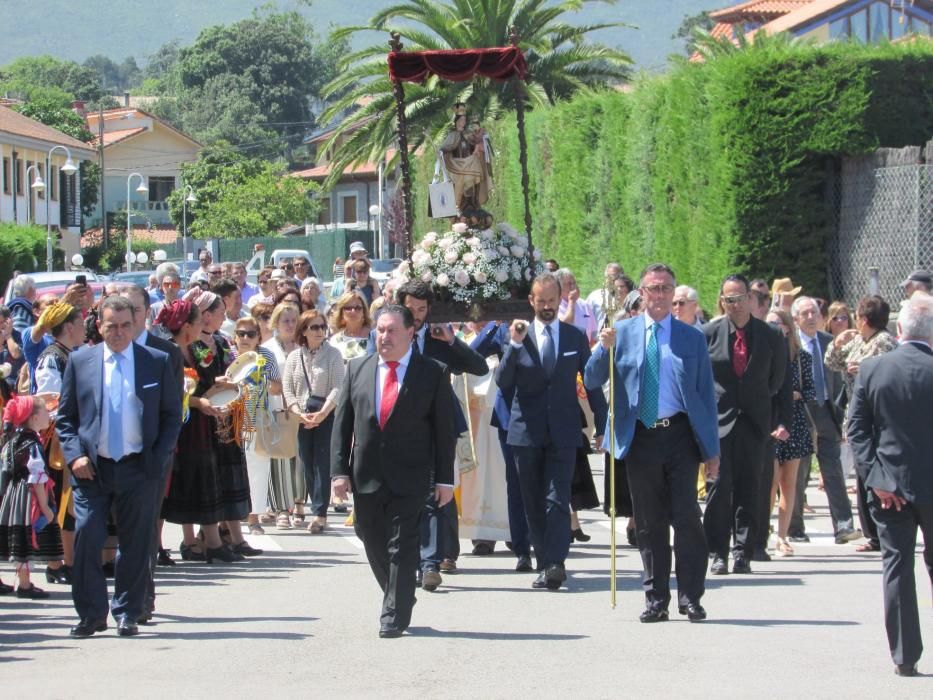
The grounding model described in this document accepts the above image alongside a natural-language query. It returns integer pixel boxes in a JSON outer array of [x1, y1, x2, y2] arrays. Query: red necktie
[[379, 361, 400, 429], [733, 328, 748, 379]]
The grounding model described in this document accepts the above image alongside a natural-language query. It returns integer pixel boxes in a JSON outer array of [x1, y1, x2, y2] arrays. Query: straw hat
[[770, 277, 802, 298]]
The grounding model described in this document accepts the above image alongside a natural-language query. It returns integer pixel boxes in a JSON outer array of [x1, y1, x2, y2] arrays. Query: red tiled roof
[[0, 104, 95, 152], [710, 0, 814, 21], [92, 127, 146, 148], [291, 148, 398, 181], [82, 225, 179, 248]]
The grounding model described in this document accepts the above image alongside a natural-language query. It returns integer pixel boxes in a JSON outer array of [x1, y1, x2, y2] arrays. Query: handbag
[[428, 152, 458, 218], [299, 351, 326, 414], [253, 407, 299, 460]]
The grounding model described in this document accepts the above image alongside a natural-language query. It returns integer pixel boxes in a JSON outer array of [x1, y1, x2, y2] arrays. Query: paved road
[[2, 464, 930, 698]]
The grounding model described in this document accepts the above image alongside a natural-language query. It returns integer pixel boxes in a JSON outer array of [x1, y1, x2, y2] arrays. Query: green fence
[[212, 230, 375, 282]]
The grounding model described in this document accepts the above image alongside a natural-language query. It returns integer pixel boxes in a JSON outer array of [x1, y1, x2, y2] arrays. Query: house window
[[50, 165, 59, 202], [15, 159, 23, 195], [851, 9, 868, 42], [339, 193, 358, 224], [317, 197, 332, 225], [148, 176, 175, 202], [2, 157, 9, 194], [869, 3, 889, 42], [830, 16, 849, 39]]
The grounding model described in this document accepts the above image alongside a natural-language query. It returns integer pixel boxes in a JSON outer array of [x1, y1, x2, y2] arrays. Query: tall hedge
[[410, 40, 932, 308], [0, 223, 48, 295]]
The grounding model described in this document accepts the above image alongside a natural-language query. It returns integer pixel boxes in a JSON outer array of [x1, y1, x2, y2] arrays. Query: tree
[[673, 11, 715, 56], [165, 143, 320, 239], [319, 0, 632, 184], [0, 55, 105, 102], [83, 54, 142, 93]]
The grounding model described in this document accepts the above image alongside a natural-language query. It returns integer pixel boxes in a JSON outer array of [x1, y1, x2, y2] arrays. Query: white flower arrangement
[[393, 221, 542, 305]]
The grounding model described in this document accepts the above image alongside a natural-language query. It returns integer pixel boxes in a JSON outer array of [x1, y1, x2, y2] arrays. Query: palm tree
[[318, 0, 632, 186]]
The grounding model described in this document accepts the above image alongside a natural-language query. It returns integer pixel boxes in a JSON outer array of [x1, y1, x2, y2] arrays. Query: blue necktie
[[639, 323, 660, 427], [810, 336, 827, 402], [109, 353, 124, 460], [542, 325, 556, 376]]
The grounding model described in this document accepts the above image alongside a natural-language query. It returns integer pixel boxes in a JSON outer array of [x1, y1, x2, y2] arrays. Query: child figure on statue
[[0, 395, 63, 598]]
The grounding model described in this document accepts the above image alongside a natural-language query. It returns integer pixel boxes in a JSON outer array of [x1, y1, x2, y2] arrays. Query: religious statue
[[440, 103, 493, 212]]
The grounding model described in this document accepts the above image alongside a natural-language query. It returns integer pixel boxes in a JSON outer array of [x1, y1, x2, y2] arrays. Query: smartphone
[[75, 274, 87, 286]]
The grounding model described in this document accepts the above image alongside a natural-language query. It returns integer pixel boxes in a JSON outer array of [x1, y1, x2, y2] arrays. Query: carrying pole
[[602, 282, 618, 608]]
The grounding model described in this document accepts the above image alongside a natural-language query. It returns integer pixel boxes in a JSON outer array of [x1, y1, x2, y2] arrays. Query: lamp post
[[71, 254, 84, 271], [46, 146, 78, 272], [368, 204, 381, 259], [126, 172, 148, 272], [182, 185, 196, 273], [24, 165, 45, 225]]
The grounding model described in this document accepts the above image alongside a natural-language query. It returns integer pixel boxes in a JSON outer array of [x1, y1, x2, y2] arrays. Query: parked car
[[3, 271, 103, 304], [109, 271, 154, 288], [369, 258, 403, 285]]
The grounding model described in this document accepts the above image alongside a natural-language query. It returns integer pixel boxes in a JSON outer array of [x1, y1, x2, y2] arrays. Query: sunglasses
[[721, 294, 747, 304], [343, 305, 364, 312], [671, 300, 692, 307], [832, 315, 850, 323], [235, 330, 258, 339], [162, 281, 180, 289], [257, 314, 272, 321], [305, 324, 327, 332]]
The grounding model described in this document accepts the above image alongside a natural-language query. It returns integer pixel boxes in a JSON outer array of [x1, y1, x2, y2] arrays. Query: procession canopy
[[388, 46, 527, 84]]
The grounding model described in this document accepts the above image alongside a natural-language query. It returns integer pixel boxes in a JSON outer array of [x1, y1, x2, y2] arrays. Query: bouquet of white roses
[[395, 222, 541, 305]]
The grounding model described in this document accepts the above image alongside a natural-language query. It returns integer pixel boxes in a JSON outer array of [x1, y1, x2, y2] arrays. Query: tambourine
[[205, 384, 241, 408], [226, 351, 260, 385]]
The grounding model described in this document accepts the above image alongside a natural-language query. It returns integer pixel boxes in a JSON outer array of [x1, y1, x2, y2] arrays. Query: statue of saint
[[440, 104, 492, 212]]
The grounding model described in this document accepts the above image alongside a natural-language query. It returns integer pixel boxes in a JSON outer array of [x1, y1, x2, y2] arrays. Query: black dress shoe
[[750, 548, 771, 562], [532, 571, 549, 589], [180, 543, 206, 562], [571, 528, 591, 543], [515, 554, 534, 572], [0, 580, 14, 595], [205, 546, 241, 563], [137, 611, 153, 625], [70, 618, 107, 638], [471, 541, 495, 556], [157, 548, 176, 566], [710, 555, 729, 575], [678, 602, 707, 622], [545, 563, 567, 591], [379, 625, 403, 638], [116, 615, 139, 637], [639, 606, 669, 623], [233, 541, 263, 557], [16, 584, 50, 599], [895, 663, 918, 677], [45, 565, 72, 584], [732, 556, 752, 574]]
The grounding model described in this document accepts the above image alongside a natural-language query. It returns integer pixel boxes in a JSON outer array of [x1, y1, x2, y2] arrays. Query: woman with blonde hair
[[283, 310, 344, 533], [824, 300, 854, 338], [766, 308, 815, 556], [328, 291, 372, 361]]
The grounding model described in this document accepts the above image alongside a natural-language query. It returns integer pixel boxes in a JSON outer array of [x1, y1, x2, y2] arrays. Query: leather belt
[[644, 413, 687, 430], [99, 452, 141, 464]]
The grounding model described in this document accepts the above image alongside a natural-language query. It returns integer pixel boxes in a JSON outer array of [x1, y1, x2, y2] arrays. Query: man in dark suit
[[57, 295, 182, 638], [495, 272, 599, 591], [393, 281, 486, 589], [788, 296, 859, 544], [586, 263, 719, 622], [119, 285, 185, 623], [703, 274, 786, 574], [471, 321, 533, 571], [332, 305, 456, 638], [846, 293, 933, 677]]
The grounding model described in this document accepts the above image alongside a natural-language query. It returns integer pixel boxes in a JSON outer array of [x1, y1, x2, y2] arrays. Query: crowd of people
[[0, 245, 930, 673]]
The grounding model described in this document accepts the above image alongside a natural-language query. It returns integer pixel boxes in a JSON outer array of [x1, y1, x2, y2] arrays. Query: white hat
[[269, 269, 288, 280], [189, 270, 209, 284], [349, 241, 368, 255]]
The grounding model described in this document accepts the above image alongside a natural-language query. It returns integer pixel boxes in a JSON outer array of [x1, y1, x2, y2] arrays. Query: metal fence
[[827, 141, 933, 306]]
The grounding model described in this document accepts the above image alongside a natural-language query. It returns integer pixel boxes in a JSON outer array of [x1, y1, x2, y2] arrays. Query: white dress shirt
[[98, 343, 144, 459]]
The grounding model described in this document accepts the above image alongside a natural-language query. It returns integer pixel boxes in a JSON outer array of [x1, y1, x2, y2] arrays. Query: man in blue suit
[[585, 263, 719, 622], [57, 295, 182, 638], [495, 272, 600, 591]]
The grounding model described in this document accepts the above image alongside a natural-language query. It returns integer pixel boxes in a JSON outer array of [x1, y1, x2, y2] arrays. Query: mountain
[[2, 0, 713, 71]]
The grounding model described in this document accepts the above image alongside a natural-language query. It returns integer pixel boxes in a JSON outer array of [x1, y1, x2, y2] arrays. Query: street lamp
[[368, 204, 381, 258], [182, 185, 196, 271], [136, 251, 149, 267], [153, 249, 167, 263], [126, 173, 148, 272], [46, 146, 77, 272], [71, 253, 84, 270], [24, 165, 45, 224]]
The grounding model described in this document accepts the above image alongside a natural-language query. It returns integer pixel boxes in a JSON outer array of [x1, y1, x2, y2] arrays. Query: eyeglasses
[[642, 284, 674, 295], [235, 330, 258, 339], [672, 299, 693, 307], [343, 305, 364, 312], [305, 324, 327, 332], [832, 315, 850, 323], [721, 294, 748, 305]]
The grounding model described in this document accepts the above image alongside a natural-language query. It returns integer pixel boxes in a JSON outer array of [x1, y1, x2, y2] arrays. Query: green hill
[[2, 0, 712, 71]]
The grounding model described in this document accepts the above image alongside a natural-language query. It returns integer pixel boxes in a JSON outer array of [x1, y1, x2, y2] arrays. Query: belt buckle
[[652, 418, 670, 429]]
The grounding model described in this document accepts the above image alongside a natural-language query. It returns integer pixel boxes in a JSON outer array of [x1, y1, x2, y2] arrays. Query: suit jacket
[[846, 342, 933, 504], [494, 321, 599, 449], [143, 331, 184, 393], [815, 329, 847, 430], [704, 316, 787, 437], [57, 341, 182, 480], [331, 351, 456, 497], [771, 339, 795, 431], [366, 327, 487, 376], [584, 314, 719, 461]]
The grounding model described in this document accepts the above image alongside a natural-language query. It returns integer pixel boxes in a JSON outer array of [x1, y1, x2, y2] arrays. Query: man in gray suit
[[847, 293, 933, 677]]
